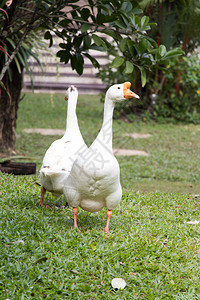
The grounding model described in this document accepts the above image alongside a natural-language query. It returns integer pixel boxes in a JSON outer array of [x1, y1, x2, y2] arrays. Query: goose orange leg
[[39, 186, 51, 208], [39, 186, 46, 207], [73, 207, 81, 233], [103, 209, 112, 234]]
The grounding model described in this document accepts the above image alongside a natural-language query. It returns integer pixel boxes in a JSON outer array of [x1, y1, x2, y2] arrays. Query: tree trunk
[[0, 62, 23, 152]]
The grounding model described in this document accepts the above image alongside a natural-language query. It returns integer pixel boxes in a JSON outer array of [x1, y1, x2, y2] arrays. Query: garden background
[[1, 0, 200, 299]]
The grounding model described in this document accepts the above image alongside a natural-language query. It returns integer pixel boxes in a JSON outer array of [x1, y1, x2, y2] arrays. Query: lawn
[[1, 92, 200, 299]]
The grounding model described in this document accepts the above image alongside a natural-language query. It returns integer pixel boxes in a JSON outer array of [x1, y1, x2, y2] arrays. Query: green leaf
[[71, 53, 84, 75], [158, 45, 167, 57], [164, 48, 185, 59], [28, 49, 42, 66], [119, 38, 127, 52], [57, 50, 70, 64], [84, 52, 100, 68], [92, 34, 104, 47], [90, 244, 97, 251], [59, 19, 70, 27], [121, 1, 132, 13], [111, 56, 125, 68], [16, 51, 25, 67], [81, 23, 91, 33], [115, 19, 127, 29], [6, 37, 16, 49], [131, 8, 143, 15], [80, 8, 90, 20], [127, 39, 136, 56], [21, 42, 29, 51], [141, 16, 149, 27], [125, 61, 134, 74], [90, 44, 105, 52], [92, 34, 108, 50], [20, 47, 34, 90], [131, 15, 141, 26], [14, 56, 21, 74], [83, 36, 91, 49], [138, 66, 146, 87], [102, 29, 117, 40], [139, 38, 153, 54], [73, 36, 82, 48], [59, 43, 67, 49], [44, 31, 53, 47]]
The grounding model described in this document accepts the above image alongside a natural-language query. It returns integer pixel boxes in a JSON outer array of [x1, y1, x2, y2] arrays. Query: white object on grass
[[111, 278, 126, 290]]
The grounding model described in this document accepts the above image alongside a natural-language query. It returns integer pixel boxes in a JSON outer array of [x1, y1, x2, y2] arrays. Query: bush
[[98, 53, 200, 123], [152, 54, 200, 123]]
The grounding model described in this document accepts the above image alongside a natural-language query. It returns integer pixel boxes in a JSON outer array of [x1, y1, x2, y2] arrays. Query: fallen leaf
[[90, 244, 96, 251], [33, 256, 48, 264], [184, 220, 200, 225], [13, 239, 25, 245], [70, 269, 80, 274], [111, 278, 126, 290]]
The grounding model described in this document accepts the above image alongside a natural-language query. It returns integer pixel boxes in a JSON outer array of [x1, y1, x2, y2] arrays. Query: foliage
[[45, 0, 183, 85], [141, 0, 200, 53], [152, 54, 200, 123], [98, 0, 200, 122], [0, 0, 65, 85], [0, 0, 184, 90]]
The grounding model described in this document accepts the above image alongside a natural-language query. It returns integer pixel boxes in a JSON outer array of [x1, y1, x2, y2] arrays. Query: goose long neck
[[65, 93, 79, 134], [98, 96, 115, 150]]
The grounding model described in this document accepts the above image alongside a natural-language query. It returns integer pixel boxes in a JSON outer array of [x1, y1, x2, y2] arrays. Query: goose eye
[[117, 87, 121, 89]]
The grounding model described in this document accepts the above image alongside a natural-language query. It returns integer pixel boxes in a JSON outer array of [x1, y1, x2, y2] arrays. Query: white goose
[[63, 82, 139, 233], [39, 85, 86, 207]]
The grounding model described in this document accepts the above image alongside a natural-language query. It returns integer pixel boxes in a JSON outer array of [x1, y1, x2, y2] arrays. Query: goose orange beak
[[123, 82, 140, 99]]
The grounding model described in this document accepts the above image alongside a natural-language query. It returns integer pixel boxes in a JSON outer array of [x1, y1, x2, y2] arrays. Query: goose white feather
[[39, 85, 86, 206], [63, 82, 139, 233]]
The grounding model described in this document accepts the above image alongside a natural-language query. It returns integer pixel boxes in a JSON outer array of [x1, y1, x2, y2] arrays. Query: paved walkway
[[23, 128, 150, 156]]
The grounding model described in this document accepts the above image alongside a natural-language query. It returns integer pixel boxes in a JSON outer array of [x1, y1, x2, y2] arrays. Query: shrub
[[98, 53, 200, 123], [152, 54, 200, 123]]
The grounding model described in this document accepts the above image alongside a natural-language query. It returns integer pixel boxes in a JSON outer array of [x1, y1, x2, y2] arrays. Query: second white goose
[[39, 85, 86, 207]]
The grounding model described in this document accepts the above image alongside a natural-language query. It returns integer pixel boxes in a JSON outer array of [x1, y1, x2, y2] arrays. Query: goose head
[[106, 82, 139, 102], [65, 85, 78, 101]]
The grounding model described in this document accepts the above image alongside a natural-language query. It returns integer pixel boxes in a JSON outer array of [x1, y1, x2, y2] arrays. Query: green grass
[[1, 92, 200, 299], [1, 174, 200, 299]]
